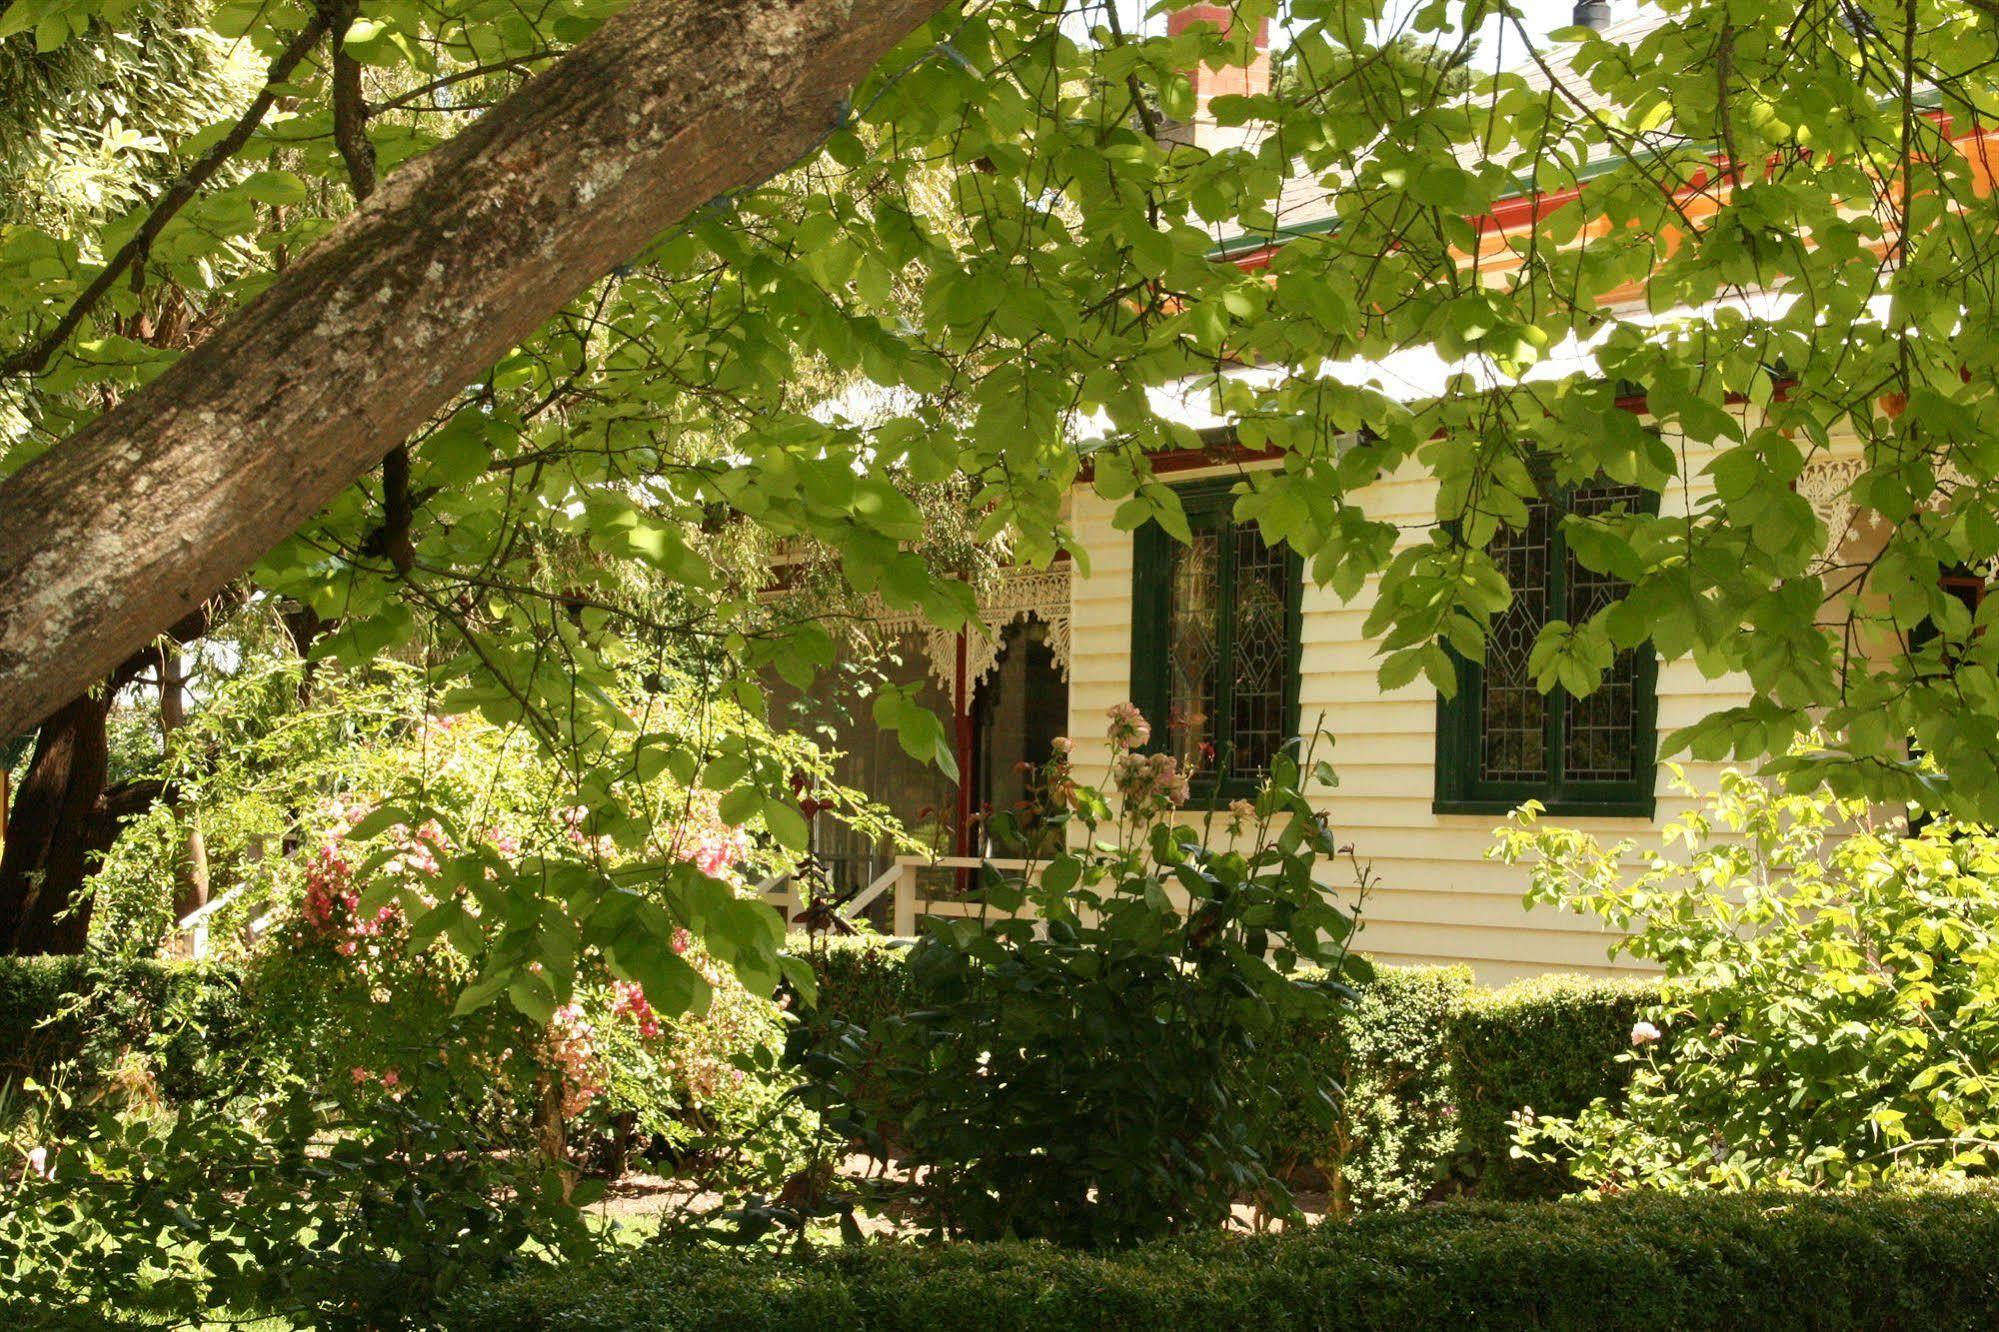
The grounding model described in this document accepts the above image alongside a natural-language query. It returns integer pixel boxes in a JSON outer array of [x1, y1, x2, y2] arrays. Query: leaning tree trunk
[[0, 0, 947, 740], [0, 692, 113, 953]]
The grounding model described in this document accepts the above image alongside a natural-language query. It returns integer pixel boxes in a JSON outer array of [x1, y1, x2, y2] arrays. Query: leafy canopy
[[5, 0, 1999, 1010]]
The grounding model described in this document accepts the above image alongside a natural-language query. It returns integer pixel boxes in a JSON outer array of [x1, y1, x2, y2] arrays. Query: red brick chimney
[[1165, 4, 1271, 150]]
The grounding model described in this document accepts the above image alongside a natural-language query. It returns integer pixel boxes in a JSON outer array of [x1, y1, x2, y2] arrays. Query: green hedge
[[0, 955, 244, 1102], [442, 1184, 1999, 1330], [794, 937, 1657, 1202], [1263, 962, 1473, 1210], [794, 936, 918, 1038], [1454, 972, 1657, 1197]]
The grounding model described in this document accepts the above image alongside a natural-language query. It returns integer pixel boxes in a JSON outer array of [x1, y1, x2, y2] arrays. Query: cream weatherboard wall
[[1060, 443, 1763, 986]]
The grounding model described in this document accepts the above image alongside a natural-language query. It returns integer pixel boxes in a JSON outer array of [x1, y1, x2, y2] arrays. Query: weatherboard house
[[773, 6, 1941, 983]]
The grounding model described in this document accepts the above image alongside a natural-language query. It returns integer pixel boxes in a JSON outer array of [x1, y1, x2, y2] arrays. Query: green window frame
[[1434, 479, 1660, 819], [1129, 477, 1303, 803]]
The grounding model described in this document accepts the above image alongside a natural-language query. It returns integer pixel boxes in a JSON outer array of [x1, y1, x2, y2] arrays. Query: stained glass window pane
[[1480, 497, 1552, 783], [1562, 482, 1642, 782], [1166, 530, 1220, 764], [1228, 524, 1291, 777]]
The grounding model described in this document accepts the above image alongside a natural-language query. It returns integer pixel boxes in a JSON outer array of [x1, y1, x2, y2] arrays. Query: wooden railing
[[177, 854, 1032, 957], [762, 855, 1046, 935], [171, 883, 285, 958]]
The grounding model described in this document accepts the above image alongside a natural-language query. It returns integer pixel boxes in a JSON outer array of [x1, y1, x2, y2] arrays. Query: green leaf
[[761, 797, 810, 852]]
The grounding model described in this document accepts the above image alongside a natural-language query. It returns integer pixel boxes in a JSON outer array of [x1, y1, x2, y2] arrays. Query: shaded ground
[[588, 1155, 1336, 1234]]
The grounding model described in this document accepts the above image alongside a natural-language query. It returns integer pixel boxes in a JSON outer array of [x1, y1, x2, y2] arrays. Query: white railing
[[173, 885, 243, 959], [172, 884, 285, 958], [764, 855, 1046, 935]]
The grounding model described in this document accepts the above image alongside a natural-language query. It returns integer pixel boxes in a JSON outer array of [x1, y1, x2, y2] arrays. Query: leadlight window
[[1434, 480, 1659, 817], [1131, 479, 1302, 801]]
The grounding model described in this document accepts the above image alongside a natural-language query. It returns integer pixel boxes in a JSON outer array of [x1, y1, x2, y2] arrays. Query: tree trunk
[[535, 1052, 577, 1203], [0, 692, 113, 953], [158, 645, 209, 929], [0, 0, 947, 740]]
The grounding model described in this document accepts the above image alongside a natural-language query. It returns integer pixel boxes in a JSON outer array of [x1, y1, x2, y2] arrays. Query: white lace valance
[[873, 565, 1073, 692], [1796, 455, 1970, 560]]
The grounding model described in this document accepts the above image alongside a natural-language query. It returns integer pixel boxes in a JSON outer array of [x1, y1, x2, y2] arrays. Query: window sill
[[1180, 780, 1265, 810], [1431, 798, 1657, 821]]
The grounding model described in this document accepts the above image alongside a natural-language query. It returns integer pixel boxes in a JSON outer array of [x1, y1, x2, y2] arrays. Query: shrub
[[1499, 771, 1999, 1189], [805, 710, 1369, 1246], [1451, 972, 1657, 1197], [793, 942, 1652, 1208], [1261, 963, 1473, 1211], [440, 1182, 1999, 1331], [791, 934, 914, 1037], [0, 1070, 590, 1327], [0, 955, 247, 1106]]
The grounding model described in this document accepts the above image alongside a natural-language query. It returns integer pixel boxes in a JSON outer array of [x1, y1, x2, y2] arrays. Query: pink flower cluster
[[302, 843, 356, 934], [302, 843, 398, 955], [611, 979, 662, 1038], [301, 811, 453, 956], [380, 821, 446, 882], [666, 796, 749, 879], [689, 831, 744, 877], [1113, 749, 1191, 813], [1106, 701, 1152, 751]]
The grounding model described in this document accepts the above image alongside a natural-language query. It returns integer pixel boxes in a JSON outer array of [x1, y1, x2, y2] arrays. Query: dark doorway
[[972, 618, 1068, 858]]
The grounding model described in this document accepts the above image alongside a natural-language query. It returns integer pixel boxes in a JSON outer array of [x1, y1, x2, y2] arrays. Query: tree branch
[[327, 0, 379, 204], [0, 15, 333, 380], [0, 0, 949, 739], [370, 52, 558, 116]]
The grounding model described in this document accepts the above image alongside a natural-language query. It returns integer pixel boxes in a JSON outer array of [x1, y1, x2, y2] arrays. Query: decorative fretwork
[[869, 565, 1074, 692], [1795, 456, 1869, 558], [1795, 454, 1973, 562]]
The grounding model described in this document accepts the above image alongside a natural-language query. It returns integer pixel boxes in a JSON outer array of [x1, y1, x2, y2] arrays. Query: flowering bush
[[810, 707, 1370, 1246], [250, 793, 806, 1188], [1498, 769, 1999, 1191]]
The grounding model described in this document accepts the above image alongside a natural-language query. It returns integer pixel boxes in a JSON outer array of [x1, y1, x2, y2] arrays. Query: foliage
[[1500, 770, 1999, 1190], [1261, 962, 1473, 1212], [439, 1182, 1999, 1331], [84, 651, 900, 964], [6, 0, 1999, 1030], [801, 709, 1368, 1246], [0, 1073, 591, 1328], [0, 955, 247, 1109], [0, 889, 809, 1323], [791, 935, 916, 1039], [795, 936, 1655, 1209], [1451, 971, 1657, 1198]]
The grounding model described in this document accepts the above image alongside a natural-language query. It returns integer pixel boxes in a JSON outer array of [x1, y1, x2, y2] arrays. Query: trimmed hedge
[[441, 1184, 1999, 1330], [0, 955, 244, 1102], [1454, 972, 1657, 1198], [794, 936, 1656, 1201], [1263, 962, 1473, 1210], [795, 936, 919, 1037]]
